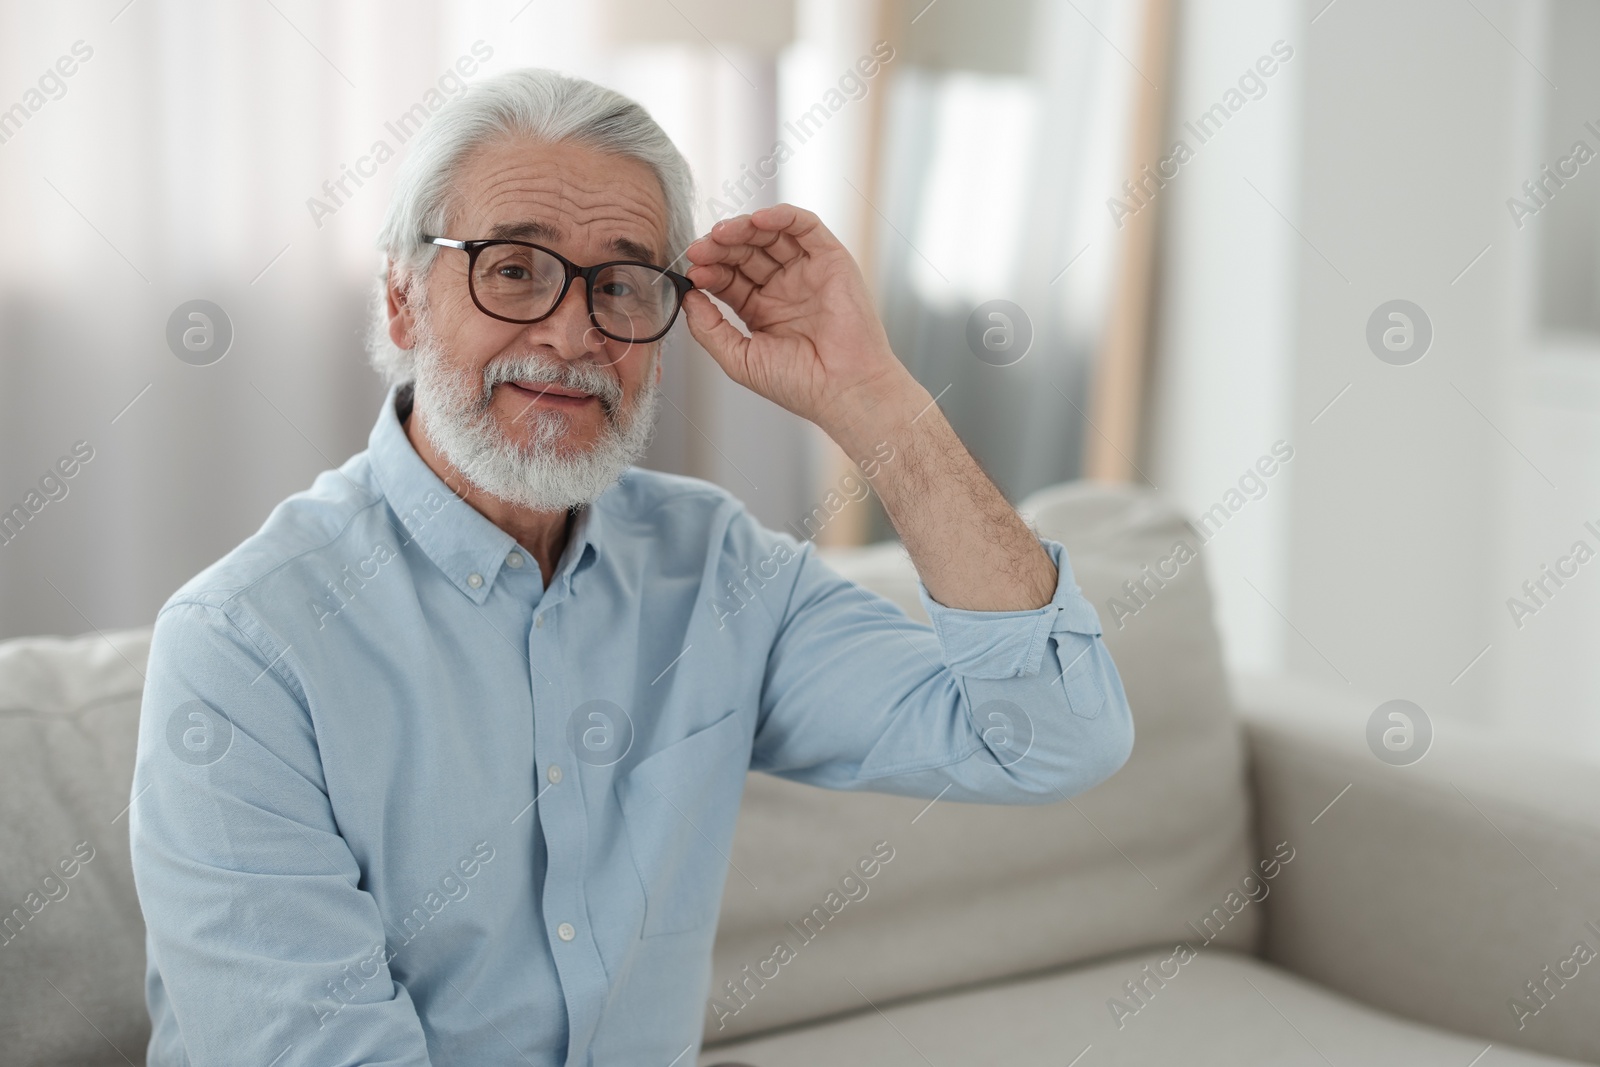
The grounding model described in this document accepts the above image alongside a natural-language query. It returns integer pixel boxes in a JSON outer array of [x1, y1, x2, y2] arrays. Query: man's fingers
[[682, 290, 750, 379], [731, 245, 783, 285], [686, 232, 783, 282], [685, 223, 752, 264], [759, 231, 806, 265], [686, 262, 758, 315], [687, 204, 837, 265], [686, 261, 735, 291], [691, 235, 784, 281], [730, 225, 807, 267], [700, 214, 762, 248], [686, 261, 733, 289], [704, 216, 798, 259], [748, 203, 839, 257]]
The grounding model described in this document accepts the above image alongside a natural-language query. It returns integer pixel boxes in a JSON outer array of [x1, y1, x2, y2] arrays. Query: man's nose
[[539, 277, 605, 361]]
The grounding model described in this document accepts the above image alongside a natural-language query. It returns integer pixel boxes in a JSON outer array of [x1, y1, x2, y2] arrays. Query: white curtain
[[0, 0, 869, 640], [0, 0, 1139, 639]]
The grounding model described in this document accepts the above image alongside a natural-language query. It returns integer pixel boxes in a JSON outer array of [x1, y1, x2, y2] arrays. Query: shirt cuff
[[915, 537, 1104, 680]]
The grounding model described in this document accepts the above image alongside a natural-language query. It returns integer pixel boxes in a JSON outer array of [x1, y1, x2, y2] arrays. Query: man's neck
[[402, 401, 573, 586]]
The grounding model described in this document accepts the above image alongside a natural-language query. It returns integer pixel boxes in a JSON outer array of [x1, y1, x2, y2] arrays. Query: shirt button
[[547, 764, 563, 784], [506, 552, 524, 568], [535, 615, 545, 629], [557, 922, 575, 942], [467, 572, 483, 588]]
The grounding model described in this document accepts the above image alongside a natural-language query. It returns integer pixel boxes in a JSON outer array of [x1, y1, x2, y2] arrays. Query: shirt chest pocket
[[615, 708, 751, 938]]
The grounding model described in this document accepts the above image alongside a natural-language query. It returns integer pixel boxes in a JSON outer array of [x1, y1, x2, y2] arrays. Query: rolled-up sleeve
[[749, 522, 1134, 804]]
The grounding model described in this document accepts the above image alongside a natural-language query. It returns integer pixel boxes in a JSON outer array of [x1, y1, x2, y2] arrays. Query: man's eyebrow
[[485, 219, 562, 243], [606, 236, 660, 265], [483, 220, 661, 265]]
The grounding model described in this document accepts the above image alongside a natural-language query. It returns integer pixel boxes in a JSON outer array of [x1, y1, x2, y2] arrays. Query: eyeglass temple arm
[[423, 236, 468, 250]]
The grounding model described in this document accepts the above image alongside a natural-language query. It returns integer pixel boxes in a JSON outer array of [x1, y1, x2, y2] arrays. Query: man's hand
[[681, 204, 921, 440], [679, 202, 1059, 615]]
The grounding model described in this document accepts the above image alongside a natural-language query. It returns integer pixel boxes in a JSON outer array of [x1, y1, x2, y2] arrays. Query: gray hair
[[366, 68, 697, 387]]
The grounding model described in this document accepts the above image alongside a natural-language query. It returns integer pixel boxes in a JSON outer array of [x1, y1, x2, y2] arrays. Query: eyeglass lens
[[471, 243, 679, 340]]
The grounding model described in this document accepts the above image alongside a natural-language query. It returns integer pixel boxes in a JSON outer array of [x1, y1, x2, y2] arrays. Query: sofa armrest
[[1234, 672, 1600, 1064]]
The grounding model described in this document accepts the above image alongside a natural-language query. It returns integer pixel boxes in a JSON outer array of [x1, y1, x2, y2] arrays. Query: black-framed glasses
[[423, 235, 694, 344]]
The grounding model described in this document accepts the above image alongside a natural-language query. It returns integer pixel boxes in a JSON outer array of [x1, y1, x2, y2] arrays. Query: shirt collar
[[366, 382, 604, 604]]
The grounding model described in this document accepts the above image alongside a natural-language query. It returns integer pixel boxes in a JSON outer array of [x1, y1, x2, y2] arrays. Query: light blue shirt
[[130, 383, 1132, 1066]]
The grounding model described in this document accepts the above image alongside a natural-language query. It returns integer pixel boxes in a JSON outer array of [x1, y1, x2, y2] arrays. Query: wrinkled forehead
[[445, 136, 670, 265]]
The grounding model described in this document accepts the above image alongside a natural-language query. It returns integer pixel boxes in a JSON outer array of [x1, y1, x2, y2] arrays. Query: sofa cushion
[[0, 628, 152, 1067], [703, 481, 1258, 1045], [697, 947, 1583, 1066]]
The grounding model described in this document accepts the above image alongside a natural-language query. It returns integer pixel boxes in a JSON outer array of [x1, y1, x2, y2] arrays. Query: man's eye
[[498, 265, 529, 281], [599, 281, 634, 298]]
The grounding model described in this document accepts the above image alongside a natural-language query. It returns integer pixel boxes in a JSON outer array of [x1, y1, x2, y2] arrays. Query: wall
[[1147, 0, 1301, 679], [1153, 0, 1560, 748], [1284, 0, 1515, 727]]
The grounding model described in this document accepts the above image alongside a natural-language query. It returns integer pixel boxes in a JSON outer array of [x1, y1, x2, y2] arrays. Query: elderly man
[[130, 68, 1132, 1066]]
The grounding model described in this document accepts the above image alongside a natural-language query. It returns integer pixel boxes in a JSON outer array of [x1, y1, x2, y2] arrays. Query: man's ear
[[386, 267, 418, 350]]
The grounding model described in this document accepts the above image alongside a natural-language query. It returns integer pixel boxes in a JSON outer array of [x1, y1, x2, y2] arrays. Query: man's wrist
[[822, 370, 933, 465]]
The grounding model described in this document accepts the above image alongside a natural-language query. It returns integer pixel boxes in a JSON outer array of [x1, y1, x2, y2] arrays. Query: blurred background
[[1, 0, 1596, 759]]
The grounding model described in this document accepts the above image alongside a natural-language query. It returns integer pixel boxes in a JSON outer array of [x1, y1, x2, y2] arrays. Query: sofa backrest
[[0, 627, 152, 1067], [702, 481, 1258, 1046]]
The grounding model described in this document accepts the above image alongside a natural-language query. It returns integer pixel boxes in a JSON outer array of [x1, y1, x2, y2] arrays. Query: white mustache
[[481, 355, 623, 416]]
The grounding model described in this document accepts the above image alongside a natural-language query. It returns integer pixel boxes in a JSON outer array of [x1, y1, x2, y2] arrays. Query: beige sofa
[[3, 482, 1597, 1066]]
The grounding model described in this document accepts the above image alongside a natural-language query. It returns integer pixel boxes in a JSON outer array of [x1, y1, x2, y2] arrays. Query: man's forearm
[[681, 204, 1061, 614], [826, 374, 1058, 613]]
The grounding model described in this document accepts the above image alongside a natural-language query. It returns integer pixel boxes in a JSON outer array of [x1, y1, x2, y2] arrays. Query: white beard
[[409, 312, 662, 512]]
